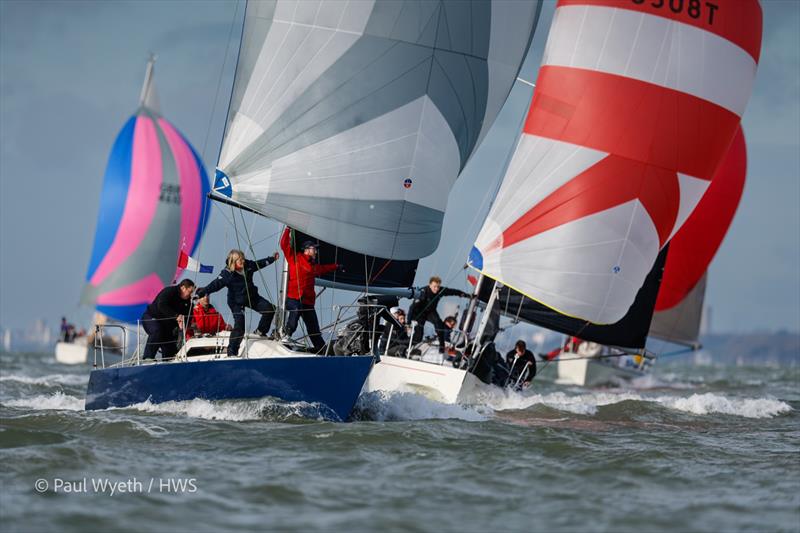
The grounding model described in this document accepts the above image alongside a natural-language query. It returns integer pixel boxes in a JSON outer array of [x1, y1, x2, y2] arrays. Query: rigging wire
[[184, 0, 240, 289]]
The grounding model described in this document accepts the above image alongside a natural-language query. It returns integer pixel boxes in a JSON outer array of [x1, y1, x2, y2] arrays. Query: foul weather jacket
[[198, 257, 276, 308], [144, 285, 191, 324], [408, 285, 468, 322], [505, 349, 537, 381], [280, 228, 338, 306], [188, 303, 228, 337]]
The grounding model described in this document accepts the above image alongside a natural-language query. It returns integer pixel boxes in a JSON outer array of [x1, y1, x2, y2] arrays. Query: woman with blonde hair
[[196, 248, 279, 357]]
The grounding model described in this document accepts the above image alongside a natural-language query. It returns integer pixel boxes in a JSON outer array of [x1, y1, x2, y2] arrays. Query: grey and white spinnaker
[[214, 0, 543, 260]]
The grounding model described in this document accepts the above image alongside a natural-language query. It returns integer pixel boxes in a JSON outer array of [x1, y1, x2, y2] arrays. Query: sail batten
[[217, 0, 542, 260]]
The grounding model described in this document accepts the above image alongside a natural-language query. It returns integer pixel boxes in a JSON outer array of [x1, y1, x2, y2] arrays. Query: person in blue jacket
[[196, 249, 279, 357]]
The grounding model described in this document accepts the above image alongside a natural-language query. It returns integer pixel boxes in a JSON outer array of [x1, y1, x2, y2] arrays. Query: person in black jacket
[[379, 307, 411, 357], [408, 276, 468, 353], [196, 249, 278, 357], [141, 279, 195, 361], [505, 340, 537, 388]]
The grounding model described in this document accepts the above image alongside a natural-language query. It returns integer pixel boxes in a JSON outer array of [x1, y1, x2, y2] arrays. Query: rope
[[189, 0, 241, 281]]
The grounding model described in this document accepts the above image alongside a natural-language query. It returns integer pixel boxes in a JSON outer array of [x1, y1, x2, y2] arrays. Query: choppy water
[[1, 352, 798, 533]]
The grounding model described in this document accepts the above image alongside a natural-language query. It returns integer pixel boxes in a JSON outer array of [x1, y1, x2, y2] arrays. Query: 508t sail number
[[632, 0, 719, 25]]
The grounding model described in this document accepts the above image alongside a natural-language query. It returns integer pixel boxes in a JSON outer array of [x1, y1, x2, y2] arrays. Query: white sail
[[214, 0, 542, 260]]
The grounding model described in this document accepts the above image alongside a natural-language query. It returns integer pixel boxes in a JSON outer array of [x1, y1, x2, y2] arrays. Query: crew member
[[196, 249, 279, 357], [141, 279, 195, 361], [380, 307, 411, 358], [408, 276, 468, 353], [280, 229, 339, 353], [506, 340, 537, 388], [187, 294, 231, 338]]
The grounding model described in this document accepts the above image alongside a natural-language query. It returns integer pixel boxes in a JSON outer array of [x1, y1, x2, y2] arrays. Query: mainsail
[[82, 59, 211, 323], [650, 127, 748, 346], [470, 0, 762, 325], [289, 229, 417, 290], [213, 0, 543, 260]]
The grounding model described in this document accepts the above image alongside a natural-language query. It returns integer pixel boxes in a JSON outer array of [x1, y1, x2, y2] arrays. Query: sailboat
[[87, 0, 542, 420], [546, 127, 749, 386], [56, 57, 211, 365], [364, 0, 763, 400]]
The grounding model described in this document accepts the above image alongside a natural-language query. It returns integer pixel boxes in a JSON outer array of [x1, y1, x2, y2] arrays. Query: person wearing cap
[[280, 228, 339, 353]]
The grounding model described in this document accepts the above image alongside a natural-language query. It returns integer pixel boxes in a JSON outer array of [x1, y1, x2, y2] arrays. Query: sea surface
[[1, 351, 798, 533]]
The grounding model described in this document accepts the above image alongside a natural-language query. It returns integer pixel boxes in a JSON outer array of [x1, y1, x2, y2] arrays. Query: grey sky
[[1, 0, 798, 334]]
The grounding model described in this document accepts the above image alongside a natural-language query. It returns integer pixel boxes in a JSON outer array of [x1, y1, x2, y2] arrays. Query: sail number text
[[160, 184, 181, 205], [632, 0, 719, 25]]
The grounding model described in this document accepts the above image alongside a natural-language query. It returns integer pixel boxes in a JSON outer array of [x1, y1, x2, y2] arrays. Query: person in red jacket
[[280, 228, 339, 353], [186, 294, 231, 339]]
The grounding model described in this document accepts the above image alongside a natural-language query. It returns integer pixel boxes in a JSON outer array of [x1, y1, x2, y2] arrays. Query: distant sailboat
[[56, 56, 210, 365]]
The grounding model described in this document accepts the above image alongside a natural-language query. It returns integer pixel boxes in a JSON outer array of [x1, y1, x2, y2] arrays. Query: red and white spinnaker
[[470, 0, 762, 324]]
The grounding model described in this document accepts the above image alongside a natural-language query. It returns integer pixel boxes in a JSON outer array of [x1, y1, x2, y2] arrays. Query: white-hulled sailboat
[[364, 0, 763, 399]]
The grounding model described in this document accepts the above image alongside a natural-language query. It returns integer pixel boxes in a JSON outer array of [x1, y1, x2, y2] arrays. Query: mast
[[138, 53, 159, 113]]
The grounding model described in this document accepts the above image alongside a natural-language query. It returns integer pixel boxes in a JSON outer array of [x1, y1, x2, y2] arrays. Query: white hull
[[538, 342, 650, 387], [55, 340, 88, 365], [552, 357, 645, 387], [364, 355, 486, 404]]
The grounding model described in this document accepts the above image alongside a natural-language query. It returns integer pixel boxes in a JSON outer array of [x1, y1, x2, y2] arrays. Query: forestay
[[470, 0, 762, 324], [214, 0, 542, 260], [82, 60, 211, 323], [650, 127, 747, 347]]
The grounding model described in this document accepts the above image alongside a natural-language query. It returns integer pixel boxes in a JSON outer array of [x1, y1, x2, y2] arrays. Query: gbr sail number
[[632, 0, 719, 25]]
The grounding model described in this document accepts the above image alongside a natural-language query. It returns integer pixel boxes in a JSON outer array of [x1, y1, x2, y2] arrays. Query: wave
[[4, 392, 84, 411], [121, 398, 336, 422], [0, 373, 88, 386], [484, 390, 642, 415], [486, 389, 792, 419], [656, 393, 792, 418], [353, 390, 489, 422]]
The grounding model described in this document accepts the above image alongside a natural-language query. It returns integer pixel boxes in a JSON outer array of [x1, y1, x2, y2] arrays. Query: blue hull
[[85, 356, 374, 421]]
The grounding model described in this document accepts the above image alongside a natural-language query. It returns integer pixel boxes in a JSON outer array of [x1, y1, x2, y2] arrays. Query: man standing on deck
[[408, 276, 469, 353], [141, 279, 195, 361], [280, 228, 339, 353]]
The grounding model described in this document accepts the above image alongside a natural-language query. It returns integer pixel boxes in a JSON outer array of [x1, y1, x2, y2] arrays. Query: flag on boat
[[470, 0, 762, 325], [212, 0, 543, 260], [81, 58, 211, 323], [177, 250, 213, 274]]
